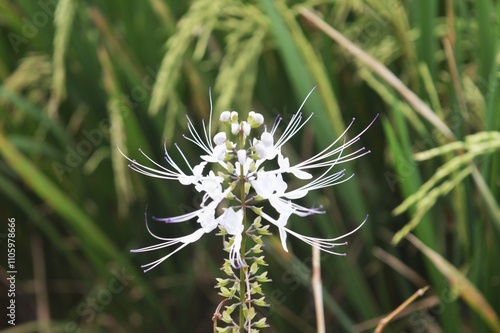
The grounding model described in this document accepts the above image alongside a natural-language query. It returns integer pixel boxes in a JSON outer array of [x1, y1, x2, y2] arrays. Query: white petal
[[254, 141, 267, 159], [261, 132, 273, 147], [260, 210, 293, 252], [218, 208, 244, 235], [217, 208, 245, 268], [290, 168, 312, 180], [213, 144, 227, 161], [284, 189, 308, 199], [213, 132, 226, 145], [277, 151, 290, 169], [251, 172, 275, 198], [178, 175, 194, 185], [230, 232, 245, 268], [275, 173, 288, 194], [196, 199, 216, 222], [192, 161, 207, 177], [278, 224, 289, 252]]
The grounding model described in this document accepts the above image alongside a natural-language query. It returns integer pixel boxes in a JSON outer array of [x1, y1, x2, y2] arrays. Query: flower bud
[[248, 111, 264, 128], [231, 123, 240, 135], [213, 132, 226, 145], [230, 111, 239, 122], [226, 161, 234, 174], [244, 182, 251, 195], [237, 149, 247, 165], [242, 122, 251, 136], [225, 140, 235, 150], [220, 111, 231, 122], [249, 160, 256, 172]]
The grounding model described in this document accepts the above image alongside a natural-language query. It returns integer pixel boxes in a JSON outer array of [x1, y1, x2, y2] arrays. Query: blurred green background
[[1, 0, 500, 332]]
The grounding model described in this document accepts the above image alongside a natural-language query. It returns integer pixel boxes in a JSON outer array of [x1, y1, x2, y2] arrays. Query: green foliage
[[1, 0, 499, 332]]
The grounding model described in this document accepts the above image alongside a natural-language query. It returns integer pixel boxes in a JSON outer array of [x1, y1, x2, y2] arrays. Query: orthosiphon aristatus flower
[[120, 87, 377, 272]]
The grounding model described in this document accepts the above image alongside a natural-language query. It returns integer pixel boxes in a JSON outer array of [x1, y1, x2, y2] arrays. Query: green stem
[[239, 264, 247, 332], [238, 131, 247, 332]]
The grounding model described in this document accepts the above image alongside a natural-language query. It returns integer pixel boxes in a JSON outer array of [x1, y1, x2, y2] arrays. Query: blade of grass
[[0, 130, 169, 326], [477, 0, 500, 201], [0, 173, 88, 279], [474, 0, 496, 83], [411, 0, 438, 80], [265, 238, 357, 332], [97, 44, 135, 217], [48, 0, 77, 116], [299, 7, 455, 141], [259, 0, 370, 226], [382, 113, 462, 332], [0, 86, 71, 145], [407, 233, 500, 332], [274, 1, 345, 135], [260, 0, 378, 319]]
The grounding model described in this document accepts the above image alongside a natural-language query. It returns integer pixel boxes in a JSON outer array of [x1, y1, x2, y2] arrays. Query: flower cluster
[[120, 88, 376, 272]]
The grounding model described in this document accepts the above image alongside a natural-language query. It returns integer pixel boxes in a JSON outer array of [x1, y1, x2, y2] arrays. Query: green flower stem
[[239, 132, 247, 332]]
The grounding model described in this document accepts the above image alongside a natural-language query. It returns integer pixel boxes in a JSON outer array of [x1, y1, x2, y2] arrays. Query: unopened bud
[[248, 111, 264, 128], [230, 111, 239, 122], [237, 149, 246, 165], [213, 132, 226, 145], [220, 111, 231, 122], [231, 123, 240, 135], [242, 122, 251, 136]]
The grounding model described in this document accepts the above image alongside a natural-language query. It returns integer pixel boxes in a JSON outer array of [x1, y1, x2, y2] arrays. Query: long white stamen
[[175, 143, 194, 173], [206, 87, 214, 150]]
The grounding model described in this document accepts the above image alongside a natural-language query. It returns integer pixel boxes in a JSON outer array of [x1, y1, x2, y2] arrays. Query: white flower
[[120, 87, 377, 271], [217, 208, 245, 268]]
